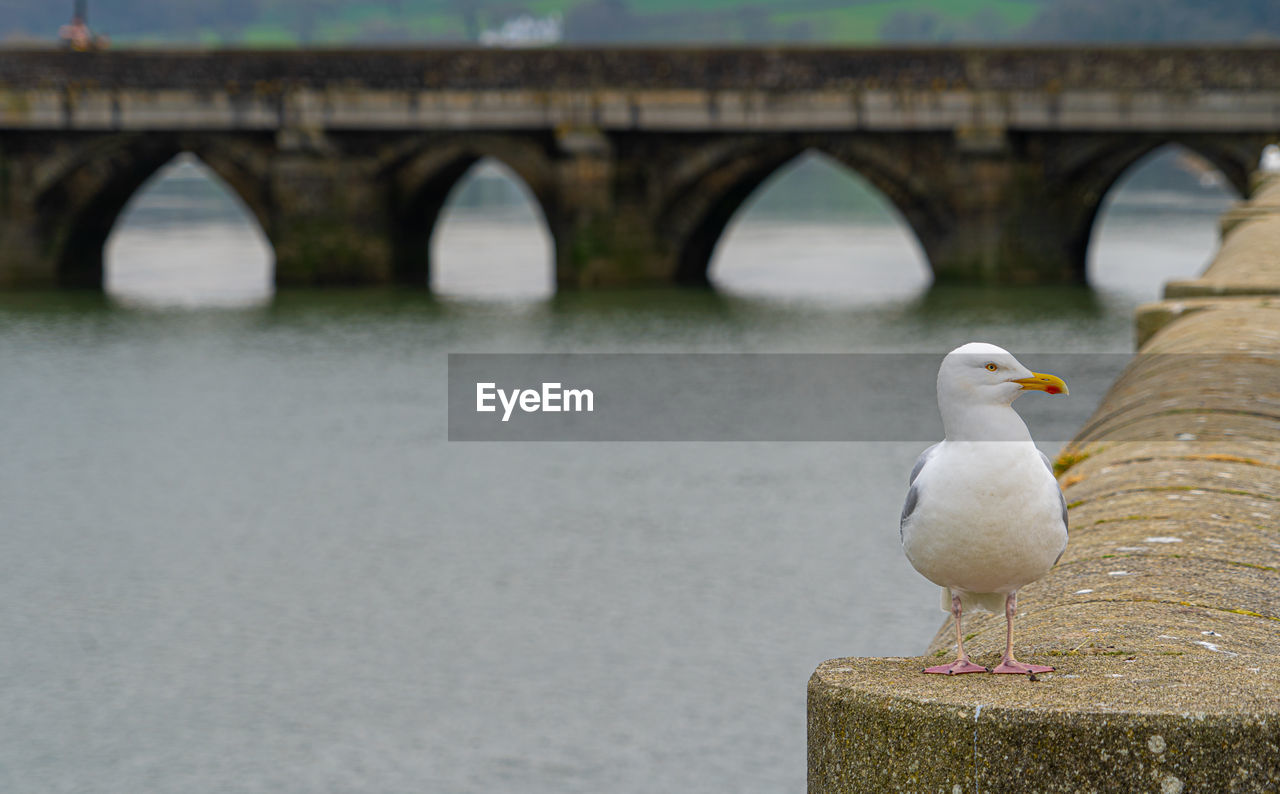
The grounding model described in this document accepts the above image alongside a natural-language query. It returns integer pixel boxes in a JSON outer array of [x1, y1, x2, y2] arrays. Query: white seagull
[[900, 343, 1069, 675]]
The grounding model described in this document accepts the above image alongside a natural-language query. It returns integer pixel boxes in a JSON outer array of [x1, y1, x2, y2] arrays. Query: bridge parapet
[[4, 49, 1280, 133], [4, 47, 1280, 92]]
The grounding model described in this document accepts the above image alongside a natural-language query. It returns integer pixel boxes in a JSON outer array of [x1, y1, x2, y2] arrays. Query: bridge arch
[[658, 136, 949, 286], [34, 134, 273, 288], [383, 135, 558, 287], [707, 151, 931, 298], [1083, 143, 1238, 295], [105, 153, 275, 305], [1047, 135, 1254, 284]]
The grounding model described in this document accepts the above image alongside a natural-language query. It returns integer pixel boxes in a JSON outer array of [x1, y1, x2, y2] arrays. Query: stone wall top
[[810, 172, 1280, 792], [2, 45, 1280, 92]]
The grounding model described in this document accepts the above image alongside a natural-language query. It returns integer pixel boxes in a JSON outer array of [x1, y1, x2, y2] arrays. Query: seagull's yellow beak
[[1012, 372, 1068, 395]]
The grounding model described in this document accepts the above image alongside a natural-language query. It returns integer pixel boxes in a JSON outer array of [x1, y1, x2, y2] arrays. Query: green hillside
[[218, 0, 1044, 47], [3, 0, 1276, 46]]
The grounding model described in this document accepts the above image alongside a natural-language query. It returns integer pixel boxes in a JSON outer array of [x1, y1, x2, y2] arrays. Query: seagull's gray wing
[[1038, 450, 1068, 534], [900, 443, 940, 540], [1040, 450, 1070, 565]]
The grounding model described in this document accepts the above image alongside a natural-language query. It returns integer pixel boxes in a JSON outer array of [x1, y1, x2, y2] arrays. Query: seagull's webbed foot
[[924, 593, 989, 674], [923, 658, 989, 675], [990, 658, 1054, 675], [991, 592, 1053, 674]]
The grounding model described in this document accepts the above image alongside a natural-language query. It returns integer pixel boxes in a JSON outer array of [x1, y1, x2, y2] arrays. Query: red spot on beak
[[1045, 386, 1060, 395]]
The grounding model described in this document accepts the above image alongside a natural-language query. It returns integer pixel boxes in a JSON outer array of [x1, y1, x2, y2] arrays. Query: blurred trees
[[880, 11, 951, 43], [880, 7, 1014, 43], [0, 1, 61, 41], [2, 0, 1278, 45], [96, 0, 260, 39], [881, 0, 1280, 43], [447, 0, 483, 41], [1021, 0, 1263, 42], [563, 0, 633, 44], [563, 0, 801, 44]]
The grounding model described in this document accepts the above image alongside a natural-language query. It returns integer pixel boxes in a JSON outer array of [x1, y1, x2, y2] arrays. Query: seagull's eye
[[985, 363, 998, 371]]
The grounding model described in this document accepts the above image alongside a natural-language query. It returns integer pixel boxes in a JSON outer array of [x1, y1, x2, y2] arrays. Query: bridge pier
[[552, 135, 677, 288], [923, 145, 1087, 285], [268, 146, 395, 287], [0, 223, 54, 288], [0, 149, 54, 287]]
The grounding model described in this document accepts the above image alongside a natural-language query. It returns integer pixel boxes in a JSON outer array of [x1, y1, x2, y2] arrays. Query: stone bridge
[[1, 47, 1278, 289]]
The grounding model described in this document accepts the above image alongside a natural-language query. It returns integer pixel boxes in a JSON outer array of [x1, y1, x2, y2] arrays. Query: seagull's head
[[938, 342, 1068, 407]]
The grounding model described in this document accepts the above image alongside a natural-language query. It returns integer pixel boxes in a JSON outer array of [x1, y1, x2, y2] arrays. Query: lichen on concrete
[[810, 656, 1279, 793]]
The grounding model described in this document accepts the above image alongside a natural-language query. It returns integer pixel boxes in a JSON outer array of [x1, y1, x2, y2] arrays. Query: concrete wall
[[809, 175, 1280, 793]]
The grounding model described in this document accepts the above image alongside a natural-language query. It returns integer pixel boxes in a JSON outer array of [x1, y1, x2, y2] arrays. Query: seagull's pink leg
[[923, 594, 989, 674], [991, 592, 1054, 674]]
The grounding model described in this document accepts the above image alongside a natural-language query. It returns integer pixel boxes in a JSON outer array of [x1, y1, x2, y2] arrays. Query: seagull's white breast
[[901, 441, 1066, 596]]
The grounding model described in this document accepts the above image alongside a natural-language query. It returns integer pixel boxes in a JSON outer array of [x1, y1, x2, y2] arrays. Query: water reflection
[[106, 153, 274, 308], [430, 158, 555, 299], [910, 282, 1107, 318], [710, 152, 931, 302], [1088, 145, 1235, 295]]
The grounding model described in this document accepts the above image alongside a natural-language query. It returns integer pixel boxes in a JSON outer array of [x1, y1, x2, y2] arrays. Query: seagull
[[900, 343, 1069, 675]]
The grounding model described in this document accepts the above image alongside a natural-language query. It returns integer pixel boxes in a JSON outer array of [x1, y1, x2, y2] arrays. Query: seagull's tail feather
[[963, 591, 1008, 614], [941, 587, 1006, 615]]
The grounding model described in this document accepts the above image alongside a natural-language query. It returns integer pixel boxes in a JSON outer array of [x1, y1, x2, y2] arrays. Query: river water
[[0, 155, 1231, 793]]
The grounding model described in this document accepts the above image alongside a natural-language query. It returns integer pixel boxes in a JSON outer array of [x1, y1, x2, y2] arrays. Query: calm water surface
[[0, 157, 1232, 793]]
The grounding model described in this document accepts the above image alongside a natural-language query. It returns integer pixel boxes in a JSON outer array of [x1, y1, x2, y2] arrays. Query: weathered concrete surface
[[811, 655, 1277, 794], [1134, 295, 1280, 348], [1166, 174, 1280, 300], [1164, 216, 1280, 298], [1137, 175, 1280, 344], [0, 47, 1274, 289], [811, 190, 1280, 790]]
